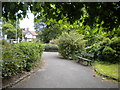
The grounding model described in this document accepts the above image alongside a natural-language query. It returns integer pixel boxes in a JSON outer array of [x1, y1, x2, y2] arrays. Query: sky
[[20, 12, 35, 31]]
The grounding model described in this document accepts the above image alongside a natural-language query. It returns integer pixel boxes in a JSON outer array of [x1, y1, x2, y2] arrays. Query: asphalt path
[[13, 52, 118, 88]]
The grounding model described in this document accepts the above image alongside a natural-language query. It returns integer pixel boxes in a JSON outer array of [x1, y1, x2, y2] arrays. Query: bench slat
[[81, 52, 94, 57], [76, 52, 94, 66], [77, 56, 92, 61]]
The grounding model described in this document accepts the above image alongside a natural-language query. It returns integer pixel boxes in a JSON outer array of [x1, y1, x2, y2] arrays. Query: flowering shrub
[[57, 32, 86, 59]]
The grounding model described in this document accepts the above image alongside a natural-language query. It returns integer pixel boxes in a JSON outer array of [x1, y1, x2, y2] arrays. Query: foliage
[[44, 44, 58, 52], [2, 2, 120, 64], [110, 37, 120, 52], [37, 19, 69, 43], [0, 39, 10, 46], [37, 26, 62, 43], [2, 19, 22, 39], [2, 22, 16, 39], [2, 42, 44, 78], [100, 46, 116, 63], [109, 37, 120, 62], [2, 45, 25, 77], [86, 37, 120, 63], [2, 2, 30, 21], [75, 24, 108, 46], [14, 42, 44, 71], [57, 32, 86, 59], [2, 2, 120, 31]]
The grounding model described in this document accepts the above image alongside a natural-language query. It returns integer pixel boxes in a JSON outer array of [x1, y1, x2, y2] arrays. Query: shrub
[[110, 37, 120, 52], [2, 42, 44, 78], [2, 45, 26, 77], [109, 37, 120, 63], [44, 44, 58, 52], [57, 32, 87, 59], [86, 37, 120, 63], [14, 42, 44, 71], [0, 39, 10, 46], [98, 37, 120, 63], [99, 46, 116, 63], [86, 37, 111, 55]]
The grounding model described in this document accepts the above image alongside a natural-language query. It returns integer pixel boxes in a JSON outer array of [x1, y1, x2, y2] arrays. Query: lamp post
[[16, 13, 18, 43], [22, 28, 25, 42]]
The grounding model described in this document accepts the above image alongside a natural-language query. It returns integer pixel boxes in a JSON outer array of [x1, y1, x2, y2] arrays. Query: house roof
[[30, 31, 37, 35], [23, 28, 29, 33], [23, 28, 37, 36]]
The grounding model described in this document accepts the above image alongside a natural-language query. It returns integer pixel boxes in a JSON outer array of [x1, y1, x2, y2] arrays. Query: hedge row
[[2, 42, 44, 78], [44, 44, 58, 52]]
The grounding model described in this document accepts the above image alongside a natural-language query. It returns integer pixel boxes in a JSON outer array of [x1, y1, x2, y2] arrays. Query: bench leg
[[87, 61, 89, 66], [87, 61, 91, 66], [77, 59, 80, 63], [90, 61, 92, 66]]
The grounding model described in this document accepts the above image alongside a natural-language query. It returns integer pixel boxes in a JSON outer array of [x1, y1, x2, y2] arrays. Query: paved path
[[13, 52, 118, 88]]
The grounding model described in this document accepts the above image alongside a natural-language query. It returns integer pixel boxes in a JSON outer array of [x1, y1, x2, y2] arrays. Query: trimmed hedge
[[2, 42, 44, 78], [44, 44, 58, 52], [0, 39, 10, 46]]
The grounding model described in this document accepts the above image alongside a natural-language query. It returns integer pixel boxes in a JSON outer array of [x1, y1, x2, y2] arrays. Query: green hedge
[[0, 39, 10, 46], [44, 44, 58, 52], [57, 32, 87, 59], [2, 42, 44, 78]]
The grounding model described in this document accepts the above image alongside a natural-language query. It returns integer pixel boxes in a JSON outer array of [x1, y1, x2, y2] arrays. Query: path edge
[[93, 67, 120, 82]]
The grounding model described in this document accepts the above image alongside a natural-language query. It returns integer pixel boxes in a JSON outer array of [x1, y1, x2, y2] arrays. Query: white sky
[[20, 12, 35, 31]]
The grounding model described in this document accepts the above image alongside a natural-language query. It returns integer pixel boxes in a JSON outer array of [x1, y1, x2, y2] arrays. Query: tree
[[36, 18, 78, 43], [2, 2, 120, 31], [2, 22, 16, 39], [37, 21, 63, 43], [2, 2, 30, 21], [2, 19, 22, 39]]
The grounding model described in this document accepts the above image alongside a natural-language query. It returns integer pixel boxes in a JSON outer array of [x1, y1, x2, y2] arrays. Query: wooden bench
[[76, 52, 94, 66]]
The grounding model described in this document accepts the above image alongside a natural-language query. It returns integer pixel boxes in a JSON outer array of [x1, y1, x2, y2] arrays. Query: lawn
[[93, 61, 119, 81]]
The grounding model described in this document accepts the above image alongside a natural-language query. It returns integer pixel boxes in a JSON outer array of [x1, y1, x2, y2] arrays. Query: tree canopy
[[2, 18, 22, 39], [2, 2, 120, 30]]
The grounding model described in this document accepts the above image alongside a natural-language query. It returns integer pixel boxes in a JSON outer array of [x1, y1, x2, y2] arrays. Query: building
[[23, 28, 38, 42]]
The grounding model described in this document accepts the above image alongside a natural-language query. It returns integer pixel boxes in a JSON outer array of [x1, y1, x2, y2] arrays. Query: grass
[[93, 61, 120, 81]]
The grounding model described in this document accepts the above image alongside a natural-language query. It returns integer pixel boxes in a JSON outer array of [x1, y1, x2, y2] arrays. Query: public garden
[[0, 2, 120, 88]]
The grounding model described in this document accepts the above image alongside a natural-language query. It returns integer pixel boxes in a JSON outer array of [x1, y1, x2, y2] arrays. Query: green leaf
[[58, 20, 63, 24]]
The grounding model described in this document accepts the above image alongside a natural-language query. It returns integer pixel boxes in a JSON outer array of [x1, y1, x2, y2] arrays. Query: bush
[[2, 45, 26, 77], [86, 37, 120, 63], [2, 42, 44, 78], [44, 44, 58, 52], [57, 32, 87, 59], [109, 37, 120, 63], [99, 46, 116, 63], [14, 42, 44, 71], [0, 39, 10, 46], [110, 37, 120, 52]]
